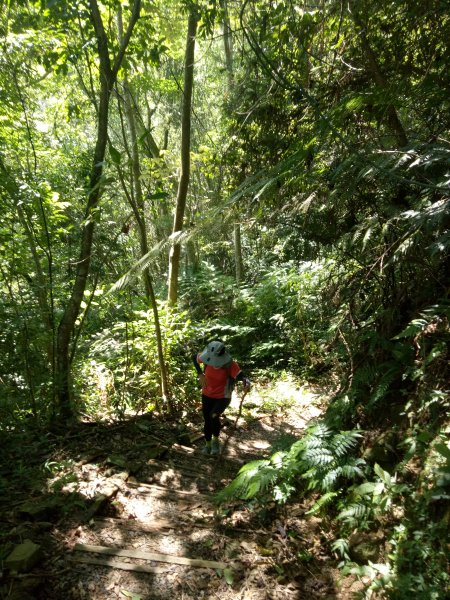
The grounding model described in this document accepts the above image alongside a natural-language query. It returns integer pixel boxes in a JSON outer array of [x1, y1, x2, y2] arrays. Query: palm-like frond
[[337, 502, 372, 525], [307, 491, 340, 515]]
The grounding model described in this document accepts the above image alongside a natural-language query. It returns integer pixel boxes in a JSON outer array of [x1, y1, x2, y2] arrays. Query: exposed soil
[[0, 380, 365, 599]]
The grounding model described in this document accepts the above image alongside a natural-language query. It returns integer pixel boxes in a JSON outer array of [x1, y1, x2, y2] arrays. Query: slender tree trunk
[[55, 0, 141, 418], [167, 9, 198, 306], [124, 86, 170, 401], [221, 0, 244, 283], [233, 222, 244, 284], [221, 0, 234, 90], [117, 8, 170, 402]]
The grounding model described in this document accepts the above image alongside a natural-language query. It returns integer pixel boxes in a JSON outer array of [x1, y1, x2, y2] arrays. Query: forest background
[[0, 0, 449, 597]]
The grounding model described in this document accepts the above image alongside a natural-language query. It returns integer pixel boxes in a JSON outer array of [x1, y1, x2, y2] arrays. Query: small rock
[[5, 539, 42, 573], [349, 531, 384, 564]]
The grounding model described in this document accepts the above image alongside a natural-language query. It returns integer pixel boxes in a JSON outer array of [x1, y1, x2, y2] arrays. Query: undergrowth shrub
[[335, 438, 450, 599], [178, 260, 339, 377], [209, 261, 338, 373], [327, 307, 449, 598], [218, 301, 449, 598], [217, 422, 365, 507], [326, 301, 450, 430], [179, 263, 237, 319], [75, 303, 201, 416]]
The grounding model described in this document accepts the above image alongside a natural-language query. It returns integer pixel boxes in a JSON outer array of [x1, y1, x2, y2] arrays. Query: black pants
[[202, 395, 230, 441]]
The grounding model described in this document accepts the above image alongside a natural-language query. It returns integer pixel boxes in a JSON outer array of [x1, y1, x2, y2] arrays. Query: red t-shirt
[[198, 356, 241, 399]]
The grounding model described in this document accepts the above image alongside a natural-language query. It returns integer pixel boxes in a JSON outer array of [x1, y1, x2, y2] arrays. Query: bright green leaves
[[344, 94, 367, 112], [217, 422, 365, 507]]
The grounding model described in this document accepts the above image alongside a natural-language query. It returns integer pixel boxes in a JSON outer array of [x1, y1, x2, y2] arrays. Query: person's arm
[[192, 354, 202, 374], [193, 354, 206, 387]]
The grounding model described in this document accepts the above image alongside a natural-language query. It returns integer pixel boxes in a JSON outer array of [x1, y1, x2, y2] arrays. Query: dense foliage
[[0, 0, 448, 597]]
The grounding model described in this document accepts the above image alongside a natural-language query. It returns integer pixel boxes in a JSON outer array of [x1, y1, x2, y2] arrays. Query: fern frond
[[330, 430, 362, 457], [306, 491, 340, 515], [309, 422, 332, 439], [108, 237, 168, 294], [320, 468, 342, 491], [352, 364, 379, 387], [289, 438, 308, 458], [339, 458, 366, 480], [338, 502, 370, 523], [368, 366, 400, 407], [216, 460, 277, 503], [218, 421, 366, 506], [303, 447, 334, 466], [238, 459, 268, 474]]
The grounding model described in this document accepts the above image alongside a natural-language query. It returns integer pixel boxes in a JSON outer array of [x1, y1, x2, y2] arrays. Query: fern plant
[[217, 422, 366, 508]]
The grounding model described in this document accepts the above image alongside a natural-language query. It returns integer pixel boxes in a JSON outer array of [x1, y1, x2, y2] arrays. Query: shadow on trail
[[0, 411, 345, 599]]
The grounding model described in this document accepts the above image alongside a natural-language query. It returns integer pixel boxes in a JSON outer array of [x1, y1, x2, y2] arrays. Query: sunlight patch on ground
[[225, 374, 325, 459], [126, 496, 154, 520], [151, 533, 185, 557], [229, 372, 323, 424]]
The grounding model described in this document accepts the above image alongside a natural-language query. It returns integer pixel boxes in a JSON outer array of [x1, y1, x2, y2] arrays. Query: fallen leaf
[[240, 541, 254, 553]]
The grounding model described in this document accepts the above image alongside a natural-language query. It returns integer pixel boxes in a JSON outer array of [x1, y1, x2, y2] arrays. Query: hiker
[[193, 340, 250, 455]]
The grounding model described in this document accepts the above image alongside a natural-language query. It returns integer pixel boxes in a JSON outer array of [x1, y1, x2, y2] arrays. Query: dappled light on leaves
[[0, 0, 448, 598]]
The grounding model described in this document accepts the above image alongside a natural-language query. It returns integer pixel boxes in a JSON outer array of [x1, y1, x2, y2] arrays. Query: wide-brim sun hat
[[199, 340, 232, 368]]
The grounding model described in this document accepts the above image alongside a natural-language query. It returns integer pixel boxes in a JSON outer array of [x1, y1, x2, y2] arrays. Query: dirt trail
[[1, 380, 362, 599]]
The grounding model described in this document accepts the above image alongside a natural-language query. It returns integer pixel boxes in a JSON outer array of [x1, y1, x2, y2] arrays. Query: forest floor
[[1, 377, 366, 600]]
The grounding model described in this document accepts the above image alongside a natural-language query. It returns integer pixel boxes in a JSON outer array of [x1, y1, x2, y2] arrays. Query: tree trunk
[[55, 0, 141, 419], [117, 8, 170, 403], [221, 0, 234, 90], [124, 86, 170, 402], [221, 0, 244, 283], [233, 222, 244, 284], [167, 9, 198, 306]]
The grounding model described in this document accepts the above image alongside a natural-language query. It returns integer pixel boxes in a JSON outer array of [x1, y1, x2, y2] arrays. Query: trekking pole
[[220, 385, 249, 457], [232, 385, 249, 430]]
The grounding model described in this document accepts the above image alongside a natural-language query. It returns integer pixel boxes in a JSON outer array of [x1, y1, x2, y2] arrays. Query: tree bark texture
[[221, 0, 234, 90], [167, 9, 198, 306], [233, 223, 244, 284], [221, 0, 244, 283]]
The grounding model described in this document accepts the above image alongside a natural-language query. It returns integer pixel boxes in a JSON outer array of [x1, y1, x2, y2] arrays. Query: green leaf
[[147, 191, 169, 200], [107, 454, 127, 468], [121, 590, 142, 600], [345, 95, 366, 111], [353, 482, 377, 496], [223, 567, 234, 585], [109, 143, 122, 165], [374, 463, 392, 486], [373, 481, 385, 495], [434, 442, 450, 461], [392, 319, 428, 339]]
